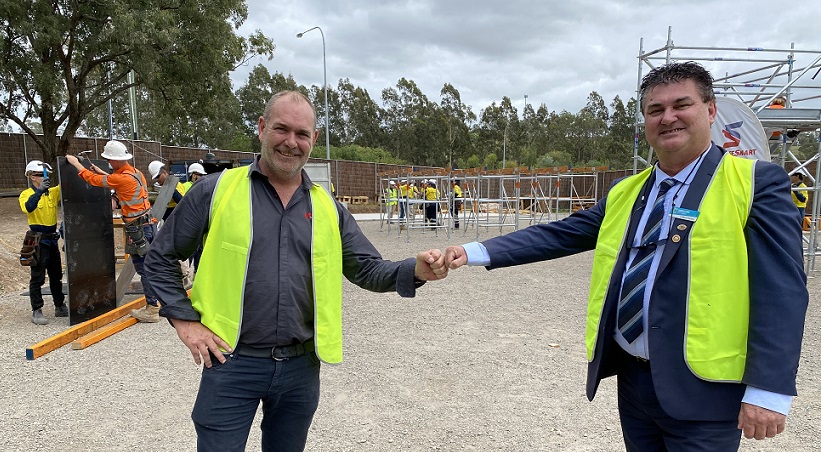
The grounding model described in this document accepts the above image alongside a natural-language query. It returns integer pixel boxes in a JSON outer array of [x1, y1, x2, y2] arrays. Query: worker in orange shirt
[[66, 140, 162, 323]]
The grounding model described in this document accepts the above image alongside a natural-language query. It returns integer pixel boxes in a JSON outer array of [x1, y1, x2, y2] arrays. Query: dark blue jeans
[[193, 351, 321, 452], [131, 223, 159, 305]]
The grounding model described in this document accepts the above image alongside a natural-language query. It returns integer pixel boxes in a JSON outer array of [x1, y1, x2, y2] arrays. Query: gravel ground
[[1, 218, 819, 451]]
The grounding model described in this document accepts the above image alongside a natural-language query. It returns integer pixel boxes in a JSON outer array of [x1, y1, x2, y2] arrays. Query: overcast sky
[[235, 1, 821, 118]]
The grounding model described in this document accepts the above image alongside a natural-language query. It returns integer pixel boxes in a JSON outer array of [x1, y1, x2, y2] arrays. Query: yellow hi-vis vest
[[190, 166, 344, 363], [587, 154, 753, 382]]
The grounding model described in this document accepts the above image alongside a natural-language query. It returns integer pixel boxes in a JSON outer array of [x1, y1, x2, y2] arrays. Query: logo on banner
[[722, 121, 742, 149]]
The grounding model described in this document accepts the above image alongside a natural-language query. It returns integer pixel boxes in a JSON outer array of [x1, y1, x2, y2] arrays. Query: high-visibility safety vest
[[385, 187, 397, 206], [190, 167, 344, 363], [587, 154, 753, 382]]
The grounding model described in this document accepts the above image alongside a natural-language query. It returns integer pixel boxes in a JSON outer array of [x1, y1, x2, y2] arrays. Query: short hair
[[771, 96, 787, 107], [639, 62, 715, 112], [263, 91, 317, 128]]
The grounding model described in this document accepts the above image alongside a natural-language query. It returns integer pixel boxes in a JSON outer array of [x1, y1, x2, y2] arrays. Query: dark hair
[[639, 62, 715, 112], [794, 173, 804, 181]]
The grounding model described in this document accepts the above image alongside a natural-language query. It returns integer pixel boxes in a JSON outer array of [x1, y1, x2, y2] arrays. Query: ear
[[258, 116, 266, 136], [313, 130, 320, 145], [707, 99, 717, 125]]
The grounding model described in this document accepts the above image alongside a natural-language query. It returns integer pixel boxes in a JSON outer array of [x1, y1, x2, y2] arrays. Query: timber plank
[[71, 316, 139, 350], [25, 297, 145, 360]]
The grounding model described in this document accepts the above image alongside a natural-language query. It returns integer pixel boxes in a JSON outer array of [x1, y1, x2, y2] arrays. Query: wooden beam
[[26, 297, 146, 360], [71, 316, 139, 350]]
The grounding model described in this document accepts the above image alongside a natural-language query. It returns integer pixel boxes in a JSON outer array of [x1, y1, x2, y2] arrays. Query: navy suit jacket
[[482, 145, 808, 421]]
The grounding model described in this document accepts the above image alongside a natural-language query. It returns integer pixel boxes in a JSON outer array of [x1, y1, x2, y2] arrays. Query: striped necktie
[[618, 177, 677, 344]]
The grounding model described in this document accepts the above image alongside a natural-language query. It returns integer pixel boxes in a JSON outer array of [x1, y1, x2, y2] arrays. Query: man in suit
[[440, 62, 808, 450]]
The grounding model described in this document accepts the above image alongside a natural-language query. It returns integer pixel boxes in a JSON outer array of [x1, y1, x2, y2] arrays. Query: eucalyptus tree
[[337, 79, 384, 148], [0, 0, 274, 164], [439, 83, 476, 168]]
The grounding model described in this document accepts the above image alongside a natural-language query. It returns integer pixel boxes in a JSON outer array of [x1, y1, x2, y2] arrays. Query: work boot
[[55, 304, 69, 317], [131, 304, 161, 323], [31, 309, 49, 325]]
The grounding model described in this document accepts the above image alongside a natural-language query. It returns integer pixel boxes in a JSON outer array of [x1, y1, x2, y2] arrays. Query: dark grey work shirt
[[145, 157, 421, 347]]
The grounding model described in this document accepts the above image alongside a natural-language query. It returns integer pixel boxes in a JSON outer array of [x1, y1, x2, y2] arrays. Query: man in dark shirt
[[145, 90, 446, 451]]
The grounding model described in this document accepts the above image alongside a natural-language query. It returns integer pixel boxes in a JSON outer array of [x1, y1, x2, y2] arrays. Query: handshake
[[413, 246, 469, 281]]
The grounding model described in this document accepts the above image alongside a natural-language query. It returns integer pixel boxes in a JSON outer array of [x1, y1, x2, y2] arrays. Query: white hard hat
[[389, 180, 396, 185], [25, 160, 44, 176], [187, 162, 207, 175], [101, 140, 133, 160], [148, 160, 165, 180]]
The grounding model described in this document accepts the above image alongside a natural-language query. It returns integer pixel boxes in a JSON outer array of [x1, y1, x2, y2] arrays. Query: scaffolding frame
[[634, 27, 821, 272], [377, 167, 602, 242]]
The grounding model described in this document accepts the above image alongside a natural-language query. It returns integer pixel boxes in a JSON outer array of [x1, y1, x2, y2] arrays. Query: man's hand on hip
[[738, 402, 786, 440], [170, 318, 233, 368]]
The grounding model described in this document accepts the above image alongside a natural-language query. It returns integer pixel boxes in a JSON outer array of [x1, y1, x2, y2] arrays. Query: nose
[[277, 130, 296, 149], [660, 107, 677, 124]]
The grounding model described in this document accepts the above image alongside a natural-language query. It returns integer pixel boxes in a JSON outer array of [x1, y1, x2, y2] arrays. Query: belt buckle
[[271, 346, 289, 361]]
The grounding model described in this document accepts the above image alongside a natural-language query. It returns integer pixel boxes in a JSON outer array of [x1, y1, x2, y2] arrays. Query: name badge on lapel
[[671, 207, 699, 222]]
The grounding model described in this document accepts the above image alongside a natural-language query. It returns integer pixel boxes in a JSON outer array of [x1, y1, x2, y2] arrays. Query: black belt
[[236, 340, 314, 361]]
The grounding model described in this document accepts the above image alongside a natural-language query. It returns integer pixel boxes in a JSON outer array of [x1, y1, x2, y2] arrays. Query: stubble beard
[[261, 145, 303, 181]]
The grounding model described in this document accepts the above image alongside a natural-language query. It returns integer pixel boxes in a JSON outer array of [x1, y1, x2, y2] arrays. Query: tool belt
[[20, 230, 42, 266], [124, 213, 152, 256]]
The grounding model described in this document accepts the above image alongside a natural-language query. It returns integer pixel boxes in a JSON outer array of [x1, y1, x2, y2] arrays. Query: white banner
[[711, 97, 770, 161]]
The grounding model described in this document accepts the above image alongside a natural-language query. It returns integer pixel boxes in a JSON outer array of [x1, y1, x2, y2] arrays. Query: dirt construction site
[[0, 196, 819, 451]]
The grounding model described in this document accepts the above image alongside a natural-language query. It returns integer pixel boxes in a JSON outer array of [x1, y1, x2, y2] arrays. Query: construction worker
[[65, 141, 161, 323], [398, 179, 409, 223], [791, 173, 809, 224], [182, 162, 208, 192], [149, 160, 187, 221], [385, 180, 398, 222], [424, 179, 441, 228], [450, 179, 463, 229], [182, 162, 208, 275], [19, 160, 68, 325]]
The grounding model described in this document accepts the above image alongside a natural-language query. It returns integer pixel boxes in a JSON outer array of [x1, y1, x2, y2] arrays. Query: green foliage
[[484, 153, 498, 169], [465, 154, 481, 168], [0, 0, 274, 163], [330, 145, 407, 164]]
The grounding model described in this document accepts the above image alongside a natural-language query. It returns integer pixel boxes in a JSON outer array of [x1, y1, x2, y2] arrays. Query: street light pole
[[297, 26, 330, 160], [503, 121, 508, 169]]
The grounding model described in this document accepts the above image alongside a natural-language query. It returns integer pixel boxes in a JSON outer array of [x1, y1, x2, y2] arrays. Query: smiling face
[[257, 93, 319, 183], [642, 79, 716, 174]]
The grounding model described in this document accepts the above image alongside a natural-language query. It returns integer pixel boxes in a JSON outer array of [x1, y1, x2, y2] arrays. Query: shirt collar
[[653, 146, 710, 188], [248, 155, 314, 190]]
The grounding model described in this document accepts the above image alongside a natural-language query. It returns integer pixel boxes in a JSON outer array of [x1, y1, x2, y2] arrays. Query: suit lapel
[[656, 145, 724, 275]]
